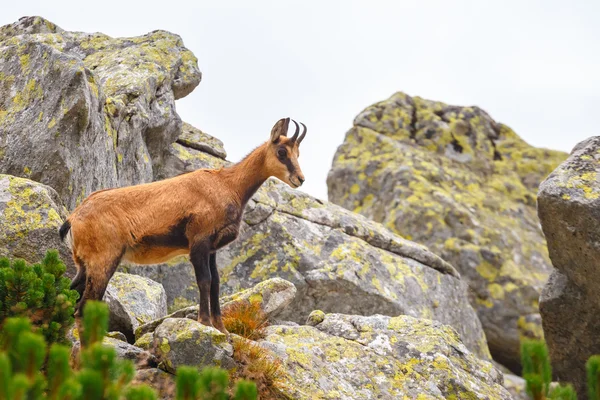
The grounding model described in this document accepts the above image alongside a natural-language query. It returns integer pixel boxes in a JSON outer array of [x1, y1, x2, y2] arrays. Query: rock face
[[260, 313, 511, 399], [327, 91, 566, 371], [104, 272, 168, 343], [0, 16, 201, 209], [149, 318, 235, 374], [538, 136, 600, 399], [0, 174, 75, 275], [135, 278, 297, 338]]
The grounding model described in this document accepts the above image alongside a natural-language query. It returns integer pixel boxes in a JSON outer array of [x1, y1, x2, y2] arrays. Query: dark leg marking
[[70, 266, 87, 300], [190, 240, 212, 327], [76, 249, 125, 319], [209, 253, 227, 334]]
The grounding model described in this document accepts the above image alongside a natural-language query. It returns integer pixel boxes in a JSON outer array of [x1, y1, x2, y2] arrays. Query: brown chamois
[[59, 118, 307, 333]]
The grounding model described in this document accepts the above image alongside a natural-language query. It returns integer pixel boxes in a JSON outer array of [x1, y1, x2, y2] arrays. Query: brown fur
[[63, 118, 306, 333]]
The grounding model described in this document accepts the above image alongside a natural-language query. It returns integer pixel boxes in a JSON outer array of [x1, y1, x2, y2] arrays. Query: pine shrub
[[0, 250, 78, 345]]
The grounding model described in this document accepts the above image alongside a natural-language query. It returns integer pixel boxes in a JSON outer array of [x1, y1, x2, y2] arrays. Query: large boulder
[[538, 136, 600, 399], [327, 91, 566, 371], [0, 16, 201, 209], [260, 313, 511, 399], [0, 174, 75, 275], [104, 272, 168, 342], [148, 318, 235, 374]]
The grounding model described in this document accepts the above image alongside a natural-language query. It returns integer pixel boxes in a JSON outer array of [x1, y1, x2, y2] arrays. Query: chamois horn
[[289, 120, 300, 141], [296, 122, 307, 144]]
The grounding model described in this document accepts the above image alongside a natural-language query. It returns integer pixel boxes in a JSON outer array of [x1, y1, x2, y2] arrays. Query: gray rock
[[104, 272, 167, 342], [327, 91, 567, 371], [538, 136, 600, 399], [150, 318, 235, 374], [259, 313, 511, 399], [135, 278, 296, 339], [0, 16, 201, 209], [71, 336, 157, 367], [216, 178, 490, 360], [503, 374, 528, 400], [131, 369, 175, 400], [0, 174, 75, 276]]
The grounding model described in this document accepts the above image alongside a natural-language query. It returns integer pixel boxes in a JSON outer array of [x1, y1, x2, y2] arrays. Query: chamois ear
[[270, 117, 290, 143]]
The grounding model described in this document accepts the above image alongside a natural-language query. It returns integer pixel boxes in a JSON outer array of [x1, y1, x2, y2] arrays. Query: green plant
[[176, 366, 257, 400], [522, 339, 552, 400], [520, 339, 600, 400], [587, 356, 600, 400], [0, 250, 79, 345]]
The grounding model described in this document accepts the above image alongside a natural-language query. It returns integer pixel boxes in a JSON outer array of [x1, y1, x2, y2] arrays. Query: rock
[[106, 331, 127, 342], [537, 136, 600, 399], [0, 174, 75, 276], [260, 313, 511, 399], [135, 278, 296, 339], [154, 123, 228, 181], [131, 369, 175, 400], [71, 336, 157, 367], [150, 318, 235, 374], [0, 16, 201, 208], [104, 272, 167, 342], [217, 178, 491, 360], [503, 374, 528, 400], [327, 91, 567, 371]]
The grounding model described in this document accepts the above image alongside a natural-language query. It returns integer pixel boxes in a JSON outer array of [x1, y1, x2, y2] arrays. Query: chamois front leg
[[209, 253, 228, 334], [190, 239, 213, 328]]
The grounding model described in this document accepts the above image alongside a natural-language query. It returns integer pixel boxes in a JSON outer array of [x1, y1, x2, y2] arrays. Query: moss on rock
[[328, 92, 567, 371]]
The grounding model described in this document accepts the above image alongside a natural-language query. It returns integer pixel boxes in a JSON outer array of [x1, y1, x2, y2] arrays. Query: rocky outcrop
[[0, 16, 201, 209], [104, 272, 168, 342], [0, 174, 75, 275], [146, 318, 235, 374], [327, 91, 566, 371], [135, 278, 297, 338], [259, 313, 511, 399], [538, 136, 600, 399]]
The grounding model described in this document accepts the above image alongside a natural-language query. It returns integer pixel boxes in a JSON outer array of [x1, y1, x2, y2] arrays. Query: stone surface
[[135, 278, 297, 339], [327, 91, 567, 371], [0, 174, 75, 276], [503, 374, 528, 400], [131, 369, 175, 400], [0, 16, 201, 209], [150, 318, 235, 374], [260, 313, 511, 399], [70, 336, 157, 367], [538, 136, 600, 399], [104, 272, 167, 342]]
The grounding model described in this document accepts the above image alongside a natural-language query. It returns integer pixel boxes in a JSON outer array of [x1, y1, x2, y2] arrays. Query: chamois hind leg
[[209, 253, 227, 334], [190, 239, 213, 328], [69, 255, 87, 301], [74, 250, 124, 319]]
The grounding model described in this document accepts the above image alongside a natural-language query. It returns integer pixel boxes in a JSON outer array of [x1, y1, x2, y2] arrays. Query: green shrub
[[521, 339, 600, 400], [175, 366, 257, 400], [0, 250, 79, 345]]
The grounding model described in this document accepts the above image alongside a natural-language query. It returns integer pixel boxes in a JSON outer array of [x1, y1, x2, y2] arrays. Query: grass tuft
[[222, 301, 269, 341]]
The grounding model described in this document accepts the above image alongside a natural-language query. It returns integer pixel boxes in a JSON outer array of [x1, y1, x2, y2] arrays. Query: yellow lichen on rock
[[328, 91, 567, 371]]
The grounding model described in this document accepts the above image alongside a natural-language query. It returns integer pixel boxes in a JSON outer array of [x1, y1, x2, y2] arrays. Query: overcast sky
[[3, 1, 599, 201]]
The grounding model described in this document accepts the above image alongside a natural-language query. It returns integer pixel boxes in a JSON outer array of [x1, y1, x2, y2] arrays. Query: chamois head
[[266, 117, 307, 188]]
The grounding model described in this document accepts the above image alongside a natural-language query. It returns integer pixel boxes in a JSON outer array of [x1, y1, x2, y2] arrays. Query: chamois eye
[[277, 148, 287, 159]]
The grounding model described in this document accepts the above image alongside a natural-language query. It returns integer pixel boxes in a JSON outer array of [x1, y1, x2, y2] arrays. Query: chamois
[[59, 118, 307, 333]]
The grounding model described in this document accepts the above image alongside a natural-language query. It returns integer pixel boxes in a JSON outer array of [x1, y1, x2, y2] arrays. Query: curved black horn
[[297, 122, 307, 144], [290, 120, 300, 142]]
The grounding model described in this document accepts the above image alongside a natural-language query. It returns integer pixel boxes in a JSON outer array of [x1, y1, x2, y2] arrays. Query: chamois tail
[[59, 220, 73, 249]]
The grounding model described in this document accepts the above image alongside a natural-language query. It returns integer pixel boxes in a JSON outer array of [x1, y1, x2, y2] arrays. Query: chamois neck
[[221, 143, 269, 205]]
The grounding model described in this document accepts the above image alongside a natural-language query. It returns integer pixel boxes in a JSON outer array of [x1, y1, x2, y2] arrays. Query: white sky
[[3, 1, 599, 201]]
